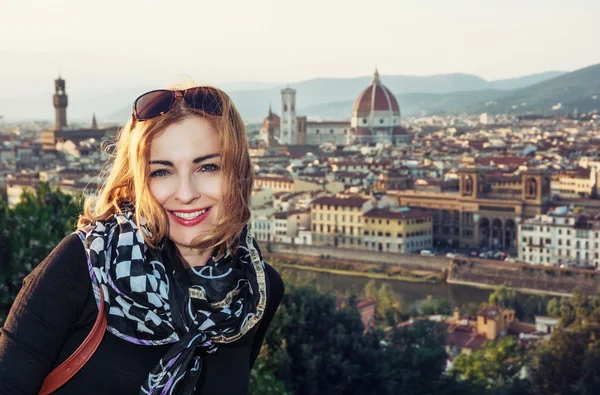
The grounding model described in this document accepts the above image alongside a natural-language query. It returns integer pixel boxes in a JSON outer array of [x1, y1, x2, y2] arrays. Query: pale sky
[[1, 0, 599, 95]]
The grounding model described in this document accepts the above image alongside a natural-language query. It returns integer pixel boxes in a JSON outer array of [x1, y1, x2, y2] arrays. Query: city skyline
[[1, 0, 599, 97]]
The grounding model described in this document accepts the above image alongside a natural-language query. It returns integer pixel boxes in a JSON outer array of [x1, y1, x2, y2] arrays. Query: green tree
[[452, 336, 528, 393], [0, 183, 82, 324], [249, 348, 290, 395], [420, 297, 453, 316]]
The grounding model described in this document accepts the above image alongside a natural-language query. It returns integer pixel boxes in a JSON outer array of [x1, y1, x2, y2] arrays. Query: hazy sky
[[1, 0, 599, 95]]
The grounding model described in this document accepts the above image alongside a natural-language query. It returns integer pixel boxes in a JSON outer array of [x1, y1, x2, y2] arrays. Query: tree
[[263, 284, 389, 395], [0, 183, 82, 324], [249, 348, 290, 395], [452, 336, 529, 393], [529, 288, 600, 394], [362, 280, 404, 323], [420, 297, 453, 316]]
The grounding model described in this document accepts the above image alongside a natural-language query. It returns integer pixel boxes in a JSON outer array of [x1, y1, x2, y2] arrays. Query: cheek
[[198, 174, 225, 200], [148, 179, 171, 204]]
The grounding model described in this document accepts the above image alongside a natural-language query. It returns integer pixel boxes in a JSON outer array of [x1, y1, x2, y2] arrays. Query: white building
[[272, 209, 311, 244], [518, 207, 600, 268], [260, 70, 412, 147], [280, 88, 297, 145]]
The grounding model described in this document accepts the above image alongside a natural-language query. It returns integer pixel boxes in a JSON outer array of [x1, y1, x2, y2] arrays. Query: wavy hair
[[77, 85, 253, 254]]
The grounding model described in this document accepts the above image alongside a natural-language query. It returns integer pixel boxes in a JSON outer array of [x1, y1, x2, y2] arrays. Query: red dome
[[262, 106, 280, 128], [352, 70, 400, 117]]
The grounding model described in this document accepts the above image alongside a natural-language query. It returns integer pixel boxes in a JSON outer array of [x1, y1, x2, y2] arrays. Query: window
[[330, 129, 334, 134], [379, 119, 384, 124]]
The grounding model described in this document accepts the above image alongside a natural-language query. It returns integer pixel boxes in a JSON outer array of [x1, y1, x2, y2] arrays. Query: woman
[[0, 86, 284, 394]]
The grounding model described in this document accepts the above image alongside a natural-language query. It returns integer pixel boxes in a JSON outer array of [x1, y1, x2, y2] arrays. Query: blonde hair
[[78, 85, 253, 254]]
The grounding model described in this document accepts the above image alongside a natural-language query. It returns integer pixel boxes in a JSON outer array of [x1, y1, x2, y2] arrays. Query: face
[[148, 116, 223, 251]]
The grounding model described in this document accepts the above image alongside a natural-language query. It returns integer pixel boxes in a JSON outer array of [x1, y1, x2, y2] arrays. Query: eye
[[199, 163, 220, 173], [149, 169, 171, 178]]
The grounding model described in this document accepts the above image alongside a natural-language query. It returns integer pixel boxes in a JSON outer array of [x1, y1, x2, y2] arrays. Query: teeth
[[172, 208, 208, 220]]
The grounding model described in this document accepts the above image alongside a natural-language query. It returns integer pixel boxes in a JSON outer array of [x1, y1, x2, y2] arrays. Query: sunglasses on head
[[132, 86, 224, 122]]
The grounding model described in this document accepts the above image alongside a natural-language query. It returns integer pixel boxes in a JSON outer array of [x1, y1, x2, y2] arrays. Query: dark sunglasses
[[132, 87, 223, 122]]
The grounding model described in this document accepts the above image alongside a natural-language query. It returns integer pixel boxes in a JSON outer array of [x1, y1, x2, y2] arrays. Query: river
[[282, 267, 493, 309]]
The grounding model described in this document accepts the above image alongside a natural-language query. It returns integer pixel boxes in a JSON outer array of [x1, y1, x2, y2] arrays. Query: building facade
[[363, 207, 433, 253], [392, 168, 553, 252], [310, 196, 373, 248], [518, 207, 600, 267]]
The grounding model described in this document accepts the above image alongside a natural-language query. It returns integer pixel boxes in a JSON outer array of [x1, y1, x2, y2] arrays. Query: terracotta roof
[[273, 209, 309, 219], [311, 196, 369, 208], [255, 175, 294, 183], [478, 306, 510, 320], [445, 325, 486, 351], [352, 70, 400, 116], [476, 156, 531, 167], [364, 207, 431, 220]]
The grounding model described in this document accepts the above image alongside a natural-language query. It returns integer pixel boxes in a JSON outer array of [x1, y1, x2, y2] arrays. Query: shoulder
[[263, 262, 284, 307], [26, 232, 89, 285]]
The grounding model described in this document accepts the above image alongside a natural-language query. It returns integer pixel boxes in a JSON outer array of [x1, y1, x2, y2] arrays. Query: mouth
[[168, 207, 211, 226]]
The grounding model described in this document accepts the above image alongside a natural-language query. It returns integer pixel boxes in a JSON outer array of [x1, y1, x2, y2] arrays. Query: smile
[[168, 207, 211, 226]]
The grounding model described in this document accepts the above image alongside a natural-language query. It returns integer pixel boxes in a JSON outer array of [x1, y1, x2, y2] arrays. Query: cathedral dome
[[261, 106, 280, 129], [352, 70, 400, 117]]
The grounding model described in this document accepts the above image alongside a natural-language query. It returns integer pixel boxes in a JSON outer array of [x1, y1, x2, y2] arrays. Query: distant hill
[[303, 65, 600, 117], [105, 71, 565, 122], [474, 64, 600, 115], [0, 69, 574, 122]]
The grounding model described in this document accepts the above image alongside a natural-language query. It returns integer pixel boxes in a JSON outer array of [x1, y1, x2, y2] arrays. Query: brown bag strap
[[39, 286, 107, 395]]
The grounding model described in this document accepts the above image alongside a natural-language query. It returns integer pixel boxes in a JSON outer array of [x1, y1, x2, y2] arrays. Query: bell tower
[[53, 76, 68, 130], [281, 87, 297, 145]]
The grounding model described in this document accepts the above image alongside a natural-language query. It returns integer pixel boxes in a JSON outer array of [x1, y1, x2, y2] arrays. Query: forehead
[[149, 117, 220, 160]]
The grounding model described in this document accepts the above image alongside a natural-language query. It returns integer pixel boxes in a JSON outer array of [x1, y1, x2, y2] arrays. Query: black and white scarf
[[78, 210, 266, 394]]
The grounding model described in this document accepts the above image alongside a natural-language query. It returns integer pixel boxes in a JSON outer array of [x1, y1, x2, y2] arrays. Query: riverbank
[[446, 278, 572, 298], [272, 261, 442, 283], [265, 252, 446, 284]]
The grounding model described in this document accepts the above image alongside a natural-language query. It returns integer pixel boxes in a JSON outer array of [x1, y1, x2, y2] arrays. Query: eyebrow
[[149, 153, 220, 166]]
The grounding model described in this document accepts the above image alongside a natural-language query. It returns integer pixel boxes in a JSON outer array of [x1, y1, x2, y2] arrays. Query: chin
[[168, 223, 214, 248]]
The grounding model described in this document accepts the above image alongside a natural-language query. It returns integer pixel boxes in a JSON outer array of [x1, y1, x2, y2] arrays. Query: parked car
[[446, 252, 456, 258], [420, 250, 434, 256]]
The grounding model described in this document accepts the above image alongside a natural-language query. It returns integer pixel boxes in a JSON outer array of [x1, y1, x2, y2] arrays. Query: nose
[[174, 175, 200, 204]]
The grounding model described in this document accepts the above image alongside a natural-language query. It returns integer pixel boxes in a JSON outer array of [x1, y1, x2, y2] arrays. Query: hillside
[[303, 65, 600, 118], [104, 71, 564, 122]]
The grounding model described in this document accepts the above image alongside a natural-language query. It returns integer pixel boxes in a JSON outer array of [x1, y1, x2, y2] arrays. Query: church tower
[[280, 87, 297, 145], [53, 76, 68, 130]]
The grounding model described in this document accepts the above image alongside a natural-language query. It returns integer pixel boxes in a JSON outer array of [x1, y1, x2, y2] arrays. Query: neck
[[174, 243, 214, 268]]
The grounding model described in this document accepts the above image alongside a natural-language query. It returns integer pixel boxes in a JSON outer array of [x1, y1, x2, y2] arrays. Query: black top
[[0, 233, 284, 394]]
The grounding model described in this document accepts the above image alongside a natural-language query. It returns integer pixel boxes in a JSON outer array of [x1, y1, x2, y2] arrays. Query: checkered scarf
[[80, 210, 266, 395]]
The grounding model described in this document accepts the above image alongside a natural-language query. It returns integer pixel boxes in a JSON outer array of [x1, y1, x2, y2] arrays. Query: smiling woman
[[0, 85, 284, 395]]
